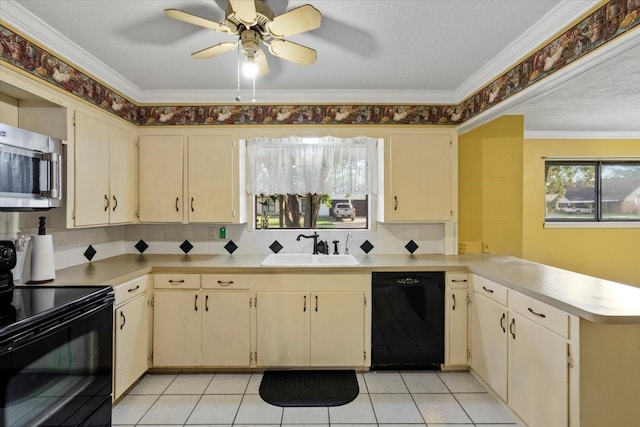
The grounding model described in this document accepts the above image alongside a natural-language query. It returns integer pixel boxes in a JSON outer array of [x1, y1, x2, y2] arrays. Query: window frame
[[544, 159, 640, 226]]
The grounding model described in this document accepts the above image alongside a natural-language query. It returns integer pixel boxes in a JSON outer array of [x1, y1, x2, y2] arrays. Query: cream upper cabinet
[[74, 111, 109, 226], [108, 125, 137, 224], [139, 135, 184, 223], [74, 111, 137, 226], [379, 133, 454, 222], [444, 273, 469, 367], [188, 135, 240, 223], [138, 134, 245, 223]]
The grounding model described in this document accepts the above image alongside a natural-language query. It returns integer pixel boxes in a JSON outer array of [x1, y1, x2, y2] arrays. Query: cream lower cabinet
[[470, 274, 573, 427], [469, 276, 508, 401], [444, 272, 468, 367], [152, 274, 251, 368], [255, 273, 369, 368], [113, 276, 150, 400]]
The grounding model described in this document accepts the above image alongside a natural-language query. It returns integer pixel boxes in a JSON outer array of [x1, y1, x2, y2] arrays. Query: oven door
[[0, 301, 113, 427]]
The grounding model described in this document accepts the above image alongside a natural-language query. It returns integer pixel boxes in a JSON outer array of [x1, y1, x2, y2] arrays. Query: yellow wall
[[523, 138, 640, 286], [459, 115, 524, 257]]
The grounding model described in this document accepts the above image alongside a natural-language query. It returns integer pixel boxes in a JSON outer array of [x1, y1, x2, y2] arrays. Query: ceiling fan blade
[[229, 0, 258, 26], [268, 39, 317, 66], [268, 5, 321, 37], [164, 9, 230, 33], [255, 50, 270, 76], [192, 42, 237, 59]]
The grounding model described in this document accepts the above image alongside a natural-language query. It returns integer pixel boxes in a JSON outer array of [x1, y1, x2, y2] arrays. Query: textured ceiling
[[2, 0, 640, 135]]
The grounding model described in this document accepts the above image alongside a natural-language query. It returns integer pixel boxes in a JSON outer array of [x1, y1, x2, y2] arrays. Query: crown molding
[[454, 0, 600, 101], [525, 131, 640, 139], [2, 0, 599, 105], [135, 89, 460, 105], [2, 0, 144, 99]]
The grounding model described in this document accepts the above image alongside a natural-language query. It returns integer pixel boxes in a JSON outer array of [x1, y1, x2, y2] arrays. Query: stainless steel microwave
[[0, 123, 63, 211]]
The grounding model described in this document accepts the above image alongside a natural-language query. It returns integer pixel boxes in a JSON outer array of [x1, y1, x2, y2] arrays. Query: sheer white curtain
[[246, 135, 378, 195]]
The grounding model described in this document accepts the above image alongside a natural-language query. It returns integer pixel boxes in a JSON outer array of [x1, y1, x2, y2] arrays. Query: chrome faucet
[[344, 232, 352, 254], [297, 232, 320, 254]]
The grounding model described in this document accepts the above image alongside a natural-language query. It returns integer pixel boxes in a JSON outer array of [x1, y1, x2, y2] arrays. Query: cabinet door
[[446, 288, 468, 366], [508, 312, 568, 427], [188, 135, 235, 223], [310, 292, 364, 366], [109, 125, 137, 224], [74, 111, 110, 226], [388, 134, 452, 221], [202, 291, 251, 367], [114, 293, 149, 399], [470, 292, 508, 400], [153, 291, 201, 366], [256, 292, 310, 367], [139, 135, 184, 222]]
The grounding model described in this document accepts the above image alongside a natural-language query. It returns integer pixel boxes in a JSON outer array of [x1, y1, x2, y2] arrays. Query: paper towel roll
[[29, 235, 55, 283]]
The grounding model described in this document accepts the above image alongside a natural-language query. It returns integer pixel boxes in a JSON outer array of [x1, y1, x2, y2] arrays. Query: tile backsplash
[[2, 211, 449, 275]]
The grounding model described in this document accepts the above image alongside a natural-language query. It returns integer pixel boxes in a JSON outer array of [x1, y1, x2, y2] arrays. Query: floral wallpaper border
[[1, 0, 638, 127]]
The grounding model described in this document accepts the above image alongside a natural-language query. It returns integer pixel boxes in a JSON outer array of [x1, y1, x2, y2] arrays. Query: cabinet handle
[[315, 295, 318, 312], [527, 307, 546, 318], [303, 295, 307, 312], [500, 312, 506, 333], [104, 194, 110, 211], [168, 279, 185, 286], [194, 294, 198, 311], [509, 318, 516, 339], [205, 294, 209, 311], [191, 197, 194, 212], [112, 195, 118, 211], [217, 280, 234, 287], [120, 311, 126, 330], [175, 197, 180, 212], [451, 279, 468, 283], [482, 286, 494, 294], [394, 196, 398, 211], [127, 285, 140, 293], [452, 293, 456, 310]]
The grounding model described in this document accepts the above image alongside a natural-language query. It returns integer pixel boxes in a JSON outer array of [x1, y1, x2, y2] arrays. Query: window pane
[[255, 194, 368, 229], [601, 163, 640, 221], [545, 163, 596, 221]]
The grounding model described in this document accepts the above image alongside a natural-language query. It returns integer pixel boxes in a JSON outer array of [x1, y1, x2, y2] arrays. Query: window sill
[[544, 222, 640, 229]]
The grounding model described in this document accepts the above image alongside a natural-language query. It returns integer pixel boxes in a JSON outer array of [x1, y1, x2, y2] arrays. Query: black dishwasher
[[371, 271, 445, 370]]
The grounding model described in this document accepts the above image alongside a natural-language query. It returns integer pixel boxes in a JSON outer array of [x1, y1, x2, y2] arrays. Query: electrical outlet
[[482, 241, 491, 253], [208, 226, 219, 240]]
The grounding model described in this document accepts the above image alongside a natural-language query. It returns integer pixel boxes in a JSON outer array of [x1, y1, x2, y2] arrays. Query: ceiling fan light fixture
[[243, 53, 259, 78]]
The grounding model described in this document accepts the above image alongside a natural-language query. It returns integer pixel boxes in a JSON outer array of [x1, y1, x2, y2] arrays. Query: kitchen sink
[[261, 253, 359, 267]]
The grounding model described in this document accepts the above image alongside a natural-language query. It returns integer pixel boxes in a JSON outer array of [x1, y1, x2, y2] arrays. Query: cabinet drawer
[[114, 275, 149, 306], [510, 291, 569, 338], [201, 274, 251, 290], [154, 274, 200, 289], [472, 274, 508, 306], [447, 272, 469, 289]]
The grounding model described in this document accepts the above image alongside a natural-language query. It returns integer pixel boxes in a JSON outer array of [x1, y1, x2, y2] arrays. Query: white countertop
[[51, 253, 640, 324]]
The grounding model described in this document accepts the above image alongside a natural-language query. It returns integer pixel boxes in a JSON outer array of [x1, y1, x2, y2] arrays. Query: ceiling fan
[[164, 0, 321, 77]]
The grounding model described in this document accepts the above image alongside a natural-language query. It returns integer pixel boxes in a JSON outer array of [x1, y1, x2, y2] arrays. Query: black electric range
[[0, 240, 114, 427]]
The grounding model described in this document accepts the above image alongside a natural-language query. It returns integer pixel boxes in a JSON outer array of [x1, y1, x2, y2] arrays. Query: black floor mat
[[259, 370, 359, 407]]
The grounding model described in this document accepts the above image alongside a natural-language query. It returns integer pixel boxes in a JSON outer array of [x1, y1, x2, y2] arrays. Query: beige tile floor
[[112, 370, 523, 426]]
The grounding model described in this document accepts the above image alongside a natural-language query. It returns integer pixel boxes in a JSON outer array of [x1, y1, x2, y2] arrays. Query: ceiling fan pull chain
[[235, 43, 242, 102]]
